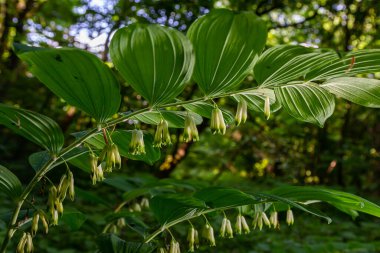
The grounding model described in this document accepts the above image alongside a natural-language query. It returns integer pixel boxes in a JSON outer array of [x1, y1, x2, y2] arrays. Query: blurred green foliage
[[0, 0, 379, 252]]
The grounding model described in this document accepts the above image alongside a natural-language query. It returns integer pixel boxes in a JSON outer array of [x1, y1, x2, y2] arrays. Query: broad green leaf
[[270, 186, 380, 218], [131, 111, 202, 128], [14, 43, 121, 123], [0, 165, 22, 201], [74, 130, 160, 165], [150, 194, 207, 225], [194, 187, 259, 208], [254, 45, 338, 87], [0, 104, 64, 154], [183, 101, 235, 124], [60, 209, 87, 230], [110, 23, 194, 106], [233, 88, 281, 113], [187, 9, 267, 95], [97, 234, 156, 253], [274, 83, 335, 127], [321, 77, 380, 108], [29, 147, 88, 171], [75, 187, 111, 207], [306, 49, 380, 81]]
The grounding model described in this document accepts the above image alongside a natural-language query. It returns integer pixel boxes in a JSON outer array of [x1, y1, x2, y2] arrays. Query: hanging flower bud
[[131, 203, 142, 212], [129, 129, 146, 155], [31, 212, 39, 237], [154, 119, 172, 148], [52, 209, 59, 226], [270, 211, 279, 229], [194, 228, 199, 248], [264, 96, 270, 120], [39, 211, 49, 234], [109, 224, 118, 233], [100, 143, 121, 172], [235, 99, 248, 126], [219, 217, 227, 237], [58, 174, 69, 202], [210, 107, 226, 135], [25, 233, 33, 253], [183, 113, 199, 142], [225, 219, 233, 238], [158, 248, 168, 253], [241, 215, 250, 234], [235, 214, 242, 234], [56, 200, 64, 216], [286, 209, 294, 226], [48, 186, 57, 217], [262, 212, 271, 228], [117, 218, 126, 228], [111, 143, 122, 170], [169, 239, 180, 253], [202, 223, 216, 247], [140, 197, 150, 209], [67, 170, 75, 201], [187, 227, 196, 252], [16, 232, 27, 253]]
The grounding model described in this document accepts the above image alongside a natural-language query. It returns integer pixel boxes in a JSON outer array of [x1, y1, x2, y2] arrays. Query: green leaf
[[97, 234, 156, 253], [29, 147, 88, 171], [75, 187, 111, 208], [254, 45, 338, 87], [0, 103, 64, 154], [105, 213, 150, 236], [131, 111, 202, 128], [79, 130, 160, 165], [321, 77, 380, 108], [60, 209, 87, 230], [269, 186, 380, 218], [187, 9, 267, 95], [14, 43, 121, 123], [194, 187, 259, 208], [274, 83, 335, 127], [233, 88, 281, 113], [183, 101, 235, 124], [0, 165, 22, 201], [306, 49, 380, 81], [150, 194, 207, 225], [110, 23, 194, 106]]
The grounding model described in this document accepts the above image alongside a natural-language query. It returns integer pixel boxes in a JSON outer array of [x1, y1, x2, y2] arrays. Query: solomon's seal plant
[[1, 8, 380, 253]]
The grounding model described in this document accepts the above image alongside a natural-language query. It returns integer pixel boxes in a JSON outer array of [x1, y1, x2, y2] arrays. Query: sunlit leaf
[[321, 77, 380, 108], [254, 45, 338, 87], [110, 23, 194, 105], [188, 8, 267, 95], [14, 43, 121, 123], [274, 83, 335, 127], [0, 103, 64, 154]]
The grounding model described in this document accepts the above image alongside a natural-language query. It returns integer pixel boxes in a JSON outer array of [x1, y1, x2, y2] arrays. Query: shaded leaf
[[269, 186, 380, 218], [188, 9, 267, 95], [0, 103, 64, 154], [97, 234, 156, 253], [321, 77, 380, 108], [110, 23, 194, 105], [131, 111, 202, 128], [0, 165, 22, 201], [14, 43, 121, 122], [183, 101, 235, 124], [150, 194, 207, 225], [60, 209, 87, 230], [274, 83, 335, 127]]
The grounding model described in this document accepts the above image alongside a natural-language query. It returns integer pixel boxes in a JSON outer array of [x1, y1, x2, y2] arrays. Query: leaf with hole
[[110, 23, 194, 105], [0, 103, 64, 154], [187, 8, 267, 95], [14, 43, 121, 123]]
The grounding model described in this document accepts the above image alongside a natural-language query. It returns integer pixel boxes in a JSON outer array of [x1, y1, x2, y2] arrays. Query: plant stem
[[0, 87, 262, 252]]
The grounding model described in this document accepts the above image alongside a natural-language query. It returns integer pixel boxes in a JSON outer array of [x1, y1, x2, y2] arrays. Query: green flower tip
[[235, 99, 248, 126], [183, 113, 199, 142], [211, 107, 226, 135], [129, 129, 146, 155], [154, 119, 172, 148]]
